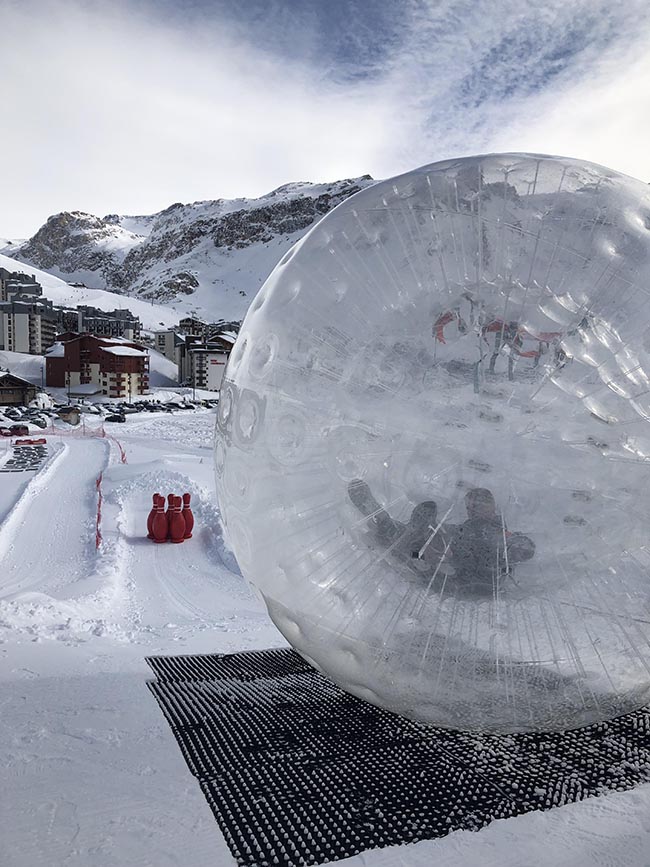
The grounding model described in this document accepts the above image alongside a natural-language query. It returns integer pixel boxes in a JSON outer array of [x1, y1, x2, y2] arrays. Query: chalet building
[[206, 331, 237, 353], [0, 299, 58, 354], [178, 316, 207, 337], [0, 370, 38, 405], [45, 333, 150, 399], [176, 316, 240, 341]]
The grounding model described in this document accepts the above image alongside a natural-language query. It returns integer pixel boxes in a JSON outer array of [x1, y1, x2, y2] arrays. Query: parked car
[[105, 414, 126, 423]]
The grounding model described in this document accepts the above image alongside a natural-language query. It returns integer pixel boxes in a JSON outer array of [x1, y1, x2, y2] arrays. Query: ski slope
[[1, 411, 650, 866]]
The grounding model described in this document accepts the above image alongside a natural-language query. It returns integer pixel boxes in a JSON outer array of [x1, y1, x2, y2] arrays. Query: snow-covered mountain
[[5, 177, 374, 322], [9, 212, 143, 288]]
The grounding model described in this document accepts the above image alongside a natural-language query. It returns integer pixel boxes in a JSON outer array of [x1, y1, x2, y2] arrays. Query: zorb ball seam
[[216, 153, 650, 733]]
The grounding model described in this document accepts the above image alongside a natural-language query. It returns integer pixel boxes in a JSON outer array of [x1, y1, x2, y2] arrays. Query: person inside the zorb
[[451, 487, 535, 594], [347, 479, 451, 577], [348, 480, 535, 595]]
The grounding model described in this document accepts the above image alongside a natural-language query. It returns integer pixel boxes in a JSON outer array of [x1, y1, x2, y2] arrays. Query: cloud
[[2, 0, 650, 237], [0, 0, 393, 235], [377, 0, 650, 166]]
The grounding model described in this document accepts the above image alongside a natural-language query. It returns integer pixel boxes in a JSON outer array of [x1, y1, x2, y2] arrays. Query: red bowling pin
[[166, 494, 174, 540], [169, 495, 186, 544], [182, 493, 194, 539], [152, 496, 169, 543], [147, 493, 160, 539]]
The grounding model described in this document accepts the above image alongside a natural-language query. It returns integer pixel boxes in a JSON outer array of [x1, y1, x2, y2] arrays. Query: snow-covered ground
[[2, 410, 650, 866]]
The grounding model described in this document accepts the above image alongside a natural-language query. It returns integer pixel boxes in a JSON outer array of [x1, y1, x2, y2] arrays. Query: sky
[[3, 0, 650, 237]]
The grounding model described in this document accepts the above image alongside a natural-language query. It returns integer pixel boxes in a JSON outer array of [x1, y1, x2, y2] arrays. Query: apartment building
[[186, 346, 229, 391], [176, 332, 235, 391], [0, 268, 43, 302], [58, 305, 141, 340], [154, 329, 185, 365], [0, 299, 58, 354]]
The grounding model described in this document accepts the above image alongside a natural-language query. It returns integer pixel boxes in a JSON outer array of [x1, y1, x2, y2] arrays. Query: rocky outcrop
[[212, 182, 369, 249], [15, 211, 141, 286]]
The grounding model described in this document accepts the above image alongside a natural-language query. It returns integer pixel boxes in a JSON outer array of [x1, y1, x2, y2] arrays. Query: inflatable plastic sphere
[[216, 153, 650, 733]]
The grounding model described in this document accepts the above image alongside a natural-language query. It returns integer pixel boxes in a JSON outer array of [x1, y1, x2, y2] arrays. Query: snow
[[1, 410, 650, 865], [0, 411, 279, 866], [336, 788, 650, 866], [0, 238, 26, 249], [44, 342, 65, 357], [69, 382, 103, 395], [0, 370, 32, 385], [148, 348, 179, 387], [110, 214, 157, 237], [101, 345, 148, 357], [0, 349, 44, 384], [214, 331, 237, 344]]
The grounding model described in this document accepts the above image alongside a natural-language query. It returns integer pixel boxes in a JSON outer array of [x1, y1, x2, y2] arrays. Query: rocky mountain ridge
[[4, 177, 374, 322]]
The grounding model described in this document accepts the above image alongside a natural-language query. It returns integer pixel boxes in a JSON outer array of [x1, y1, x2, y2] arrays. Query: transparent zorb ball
[[216, 153, 650, 733]]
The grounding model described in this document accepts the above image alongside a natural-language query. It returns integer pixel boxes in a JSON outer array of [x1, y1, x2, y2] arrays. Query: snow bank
[[0, 441, 67, 565], [148, 348, 178, 387]]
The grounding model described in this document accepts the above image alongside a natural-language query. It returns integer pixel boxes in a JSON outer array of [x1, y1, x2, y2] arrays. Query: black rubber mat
[[0, 444, 47, 473], [146, 647, 650, 866]]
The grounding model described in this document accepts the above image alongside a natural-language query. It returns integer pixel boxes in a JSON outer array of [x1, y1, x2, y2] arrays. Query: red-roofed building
[[45, 333, 149, 398]]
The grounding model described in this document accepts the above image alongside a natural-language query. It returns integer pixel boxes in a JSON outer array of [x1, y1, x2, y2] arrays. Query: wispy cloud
[[2, 0, 650, 236]]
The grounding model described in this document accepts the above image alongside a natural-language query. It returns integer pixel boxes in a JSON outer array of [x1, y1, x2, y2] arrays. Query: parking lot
[[0, 397, 219, 434]]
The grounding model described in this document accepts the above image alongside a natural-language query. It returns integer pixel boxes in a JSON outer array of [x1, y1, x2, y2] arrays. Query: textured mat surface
[[147, 647, 650, 867]]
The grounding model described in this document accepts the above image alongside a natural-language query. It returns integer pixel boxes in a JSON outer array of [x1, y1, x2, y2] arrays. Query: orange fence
[[42, 423, 127, 463], [112, 438, 127, 464], [95, 471, 103, 549]]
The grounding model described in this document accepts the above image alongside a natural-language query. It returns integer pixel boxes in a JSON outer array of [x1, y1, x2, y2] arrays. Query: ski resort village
[[2, 180, 650, 867], [6, 3, 650, 867]]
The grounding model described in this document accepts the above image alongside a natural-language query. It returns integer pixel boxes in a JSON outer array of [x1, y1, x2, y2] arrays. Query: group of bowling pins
[[147, 492, 194, 543]]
